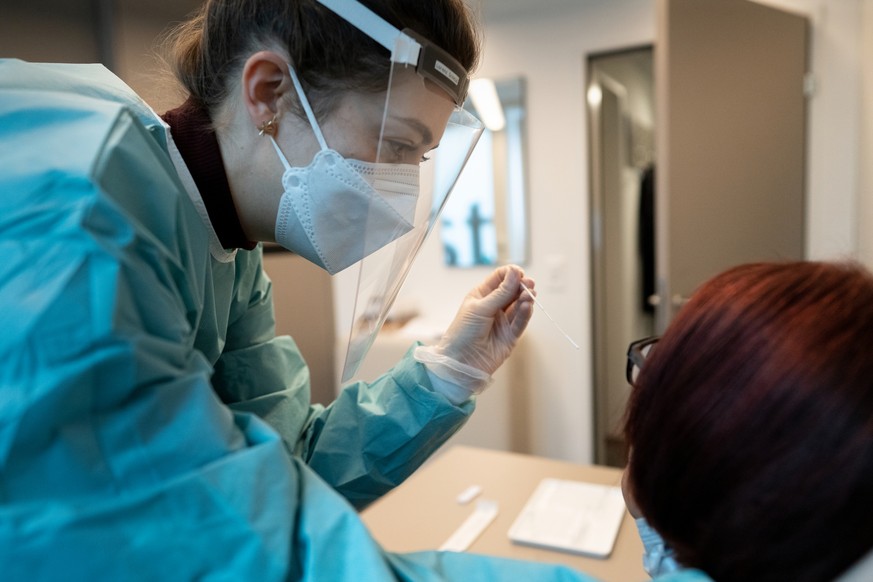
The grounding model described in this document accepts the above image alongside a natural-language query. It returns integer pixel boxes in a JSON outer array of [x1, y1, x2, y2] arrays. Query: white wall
[[377, 0, 867, 464]]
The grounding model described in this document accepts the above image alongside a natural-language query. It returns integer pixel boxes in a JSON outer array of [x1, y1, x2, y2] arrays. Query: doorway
[[587, 46, 655, 468]]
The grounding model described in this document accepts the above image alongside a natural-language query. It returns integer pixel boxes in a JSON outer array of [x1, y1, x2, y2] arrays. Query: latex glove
[[415, 266, 535, 394]]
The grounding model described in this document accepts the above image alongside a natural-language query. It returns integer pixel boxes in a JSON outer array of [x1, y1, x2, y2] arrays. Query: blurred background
[[3, 0, 872, 467]]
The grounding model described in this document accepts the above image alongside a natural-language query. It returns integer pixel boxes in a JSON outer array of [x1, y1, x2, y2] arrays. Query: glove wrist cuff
[[413, 345, 493, 400]]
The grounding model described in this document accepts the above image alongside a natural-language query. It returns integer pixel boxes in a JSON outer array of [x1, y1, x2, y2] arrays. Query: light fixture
[[469, 78, 506, 132], [587, 84, 603, 107]]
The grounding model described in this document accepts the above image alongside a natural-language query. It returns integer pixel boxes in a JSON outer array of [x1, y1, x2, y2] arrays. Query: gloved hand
[[414, 265, 535, 395]]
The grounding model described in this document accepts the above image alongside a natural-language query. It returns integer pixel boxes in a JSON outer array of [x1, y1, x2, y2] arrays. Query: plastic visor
[[337, 59, 483, 383]]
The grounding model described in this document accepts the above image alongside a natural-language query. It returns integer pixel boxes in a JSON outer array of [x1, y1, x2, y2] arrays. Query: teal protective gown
[[0, 59, 711, 582]]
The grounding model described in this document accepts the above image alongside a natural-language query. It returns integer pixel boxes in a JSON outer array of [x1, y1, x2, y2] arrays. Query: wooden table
[[362, 446, 647, 581]]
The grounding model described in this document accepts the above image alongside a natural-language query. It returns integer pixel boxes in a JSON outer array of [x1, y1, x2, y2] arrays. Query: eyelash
[[388, 141, 430, 164]]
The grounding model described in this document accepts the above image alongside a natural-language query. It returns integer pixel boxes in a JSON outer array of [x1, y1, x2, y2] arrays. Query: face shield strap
[[315, 0, 469, 106]]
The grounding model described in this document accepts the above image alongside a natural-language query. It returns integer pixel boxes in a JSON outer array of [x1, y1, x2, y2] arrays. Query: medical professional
[[1, 0, 659, 580]]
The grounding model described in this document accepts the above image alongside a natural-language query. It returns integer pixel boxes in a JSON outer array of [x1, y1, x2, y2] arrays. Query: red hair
[[625, 261, 873, 581]]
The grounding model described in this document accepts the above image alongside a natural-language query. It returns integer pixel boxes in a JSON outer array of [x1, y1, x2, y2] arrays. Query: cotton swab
[[520, 282, 580, 350]]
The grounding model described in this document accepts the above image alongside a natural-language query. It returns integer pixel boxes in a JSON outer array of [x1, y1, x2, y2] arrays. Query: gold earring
[[258, 116, 278, 136]]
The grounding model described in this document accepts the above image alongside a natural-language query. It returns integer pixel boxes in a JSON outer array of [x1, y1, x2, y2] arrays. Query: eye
[[384, 140, 429, 165]]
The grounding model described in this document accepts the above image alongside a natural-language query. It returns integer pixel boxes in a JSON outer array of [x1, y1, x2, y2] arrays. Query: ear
[[241, 51, 293, 129]]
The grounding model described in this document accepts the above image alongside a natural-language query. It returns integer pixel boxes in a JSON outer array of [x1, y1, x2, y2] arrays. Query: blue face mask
[[635, 517, 683, 578]]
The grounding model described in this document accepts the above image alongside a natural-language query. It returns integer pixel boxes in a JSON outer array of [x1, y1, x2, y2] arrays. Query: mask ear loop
[[261, 64, 329, 173], [258, 116, 293, 173], [265, 131, 293, 174], [287, 64, 329, 152]]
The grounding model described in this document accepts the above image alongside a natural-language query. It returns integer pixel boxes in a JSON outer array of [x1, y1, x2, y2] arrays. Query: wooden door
[[655, 0, 808, 330]]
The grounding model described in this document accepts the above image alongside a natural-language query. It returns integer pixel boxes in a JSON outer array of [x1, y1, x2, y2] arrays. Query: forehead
[[334, 68, 456, 144]]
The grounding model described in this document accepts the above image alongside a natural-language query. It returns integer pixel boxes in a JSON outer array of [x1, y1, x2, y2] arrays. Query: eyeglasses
[[626, 336, 659, 384]]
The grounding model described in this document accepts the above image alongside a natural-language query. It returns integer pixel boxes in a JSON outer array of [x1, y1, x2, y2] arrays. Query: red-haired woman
[[623, 261, 873, 581]]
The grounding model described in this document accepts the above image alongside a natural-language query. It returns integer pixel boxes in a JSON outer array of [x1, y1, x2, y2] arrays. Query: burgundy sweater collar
[[162, 98, 256, 251]]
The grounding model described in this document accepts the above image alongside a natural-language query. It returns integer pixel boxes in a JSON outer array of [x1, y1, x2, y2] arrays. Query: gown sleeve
[[0, 84, 298, 579], [211, 250, 473, 509]]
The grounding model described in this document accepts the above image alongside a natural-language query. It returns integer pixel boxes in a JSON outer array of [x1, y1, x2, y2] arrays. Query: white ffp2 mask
[[272, 143, 418, 275]]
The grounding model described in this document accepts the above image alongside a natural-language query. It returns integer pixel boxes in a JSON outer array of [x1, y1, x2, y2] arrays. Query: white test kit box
[[507, 478, 626, 558]]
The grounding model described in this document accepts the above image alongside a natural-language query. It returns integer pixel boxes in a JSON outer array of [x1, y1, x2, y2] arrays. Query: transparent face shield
[[315, 0, 484, 382]]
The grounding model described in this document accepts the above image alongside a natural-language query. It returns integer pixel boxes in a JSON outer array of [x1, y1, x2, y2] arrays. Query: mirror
[[436, 77, 529, 267], [587, 47, 655, 467]]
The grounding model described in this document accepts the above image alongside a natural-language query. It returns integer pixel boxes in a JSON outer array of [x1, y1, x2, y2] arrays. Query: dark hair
[[625, 261, 873, 581], [164, 0, 480, 117]]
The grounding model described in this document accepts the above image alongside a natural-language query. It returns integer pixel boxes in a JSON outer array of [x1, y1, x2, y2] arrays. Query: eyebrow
[[393, 116, 434, 146]]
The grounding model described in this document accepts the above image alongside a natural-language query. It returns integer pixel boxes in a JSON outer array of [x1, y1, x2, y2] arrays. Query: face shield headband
[[316, 0, 470, 106]]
